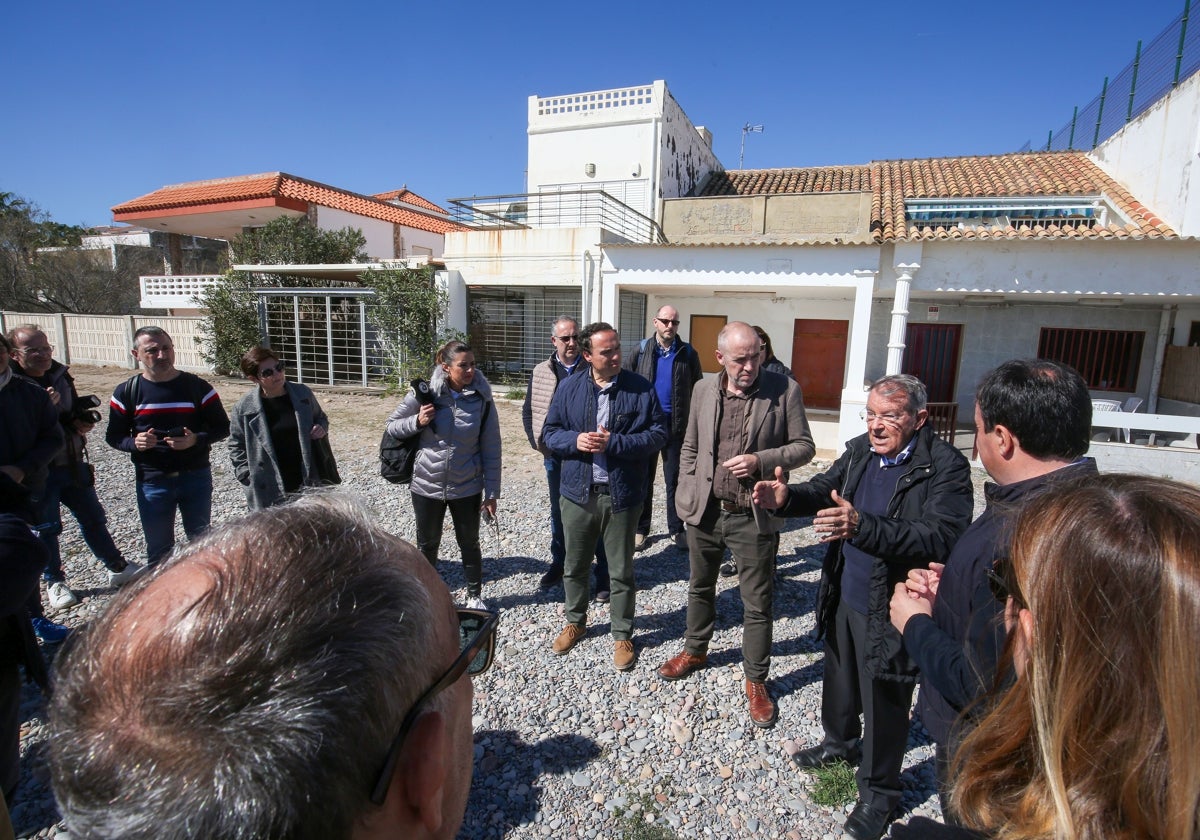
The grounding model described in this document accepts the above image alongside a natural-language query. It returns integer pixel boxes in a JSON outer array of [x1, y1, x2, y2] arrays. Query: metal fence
[[448, 190, 666, 244], [1020, 2, 1200, 151]]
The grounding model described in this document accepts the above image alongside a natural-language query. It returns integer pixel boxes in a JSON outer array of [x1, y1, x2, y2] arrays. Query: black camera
[[69, 394, 103, 425]]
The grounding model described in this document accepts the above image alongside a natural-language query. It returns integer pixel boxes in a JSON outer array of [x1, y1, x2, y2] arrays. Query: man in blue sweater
[[106, 327, 229, 567]]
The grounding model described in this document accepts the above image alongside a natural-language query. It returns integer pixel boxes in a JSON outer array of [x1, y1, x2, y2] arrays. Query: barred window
[[1038, 327, 1143, 392]]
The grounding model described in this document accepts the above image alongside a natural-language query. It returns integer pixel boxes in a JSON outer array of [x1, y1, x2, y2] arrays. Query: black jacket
[[905, 457, 1098, 743], [779, 425, 973, 682], [624, 336, 702, 440]]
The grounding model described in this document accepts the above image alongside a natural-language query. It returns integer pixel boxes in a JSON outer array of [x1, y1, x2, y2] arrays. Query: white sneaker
[[47, 581, 79, 610], [465, 597, 487, 611], [108, 562, 144, 588]]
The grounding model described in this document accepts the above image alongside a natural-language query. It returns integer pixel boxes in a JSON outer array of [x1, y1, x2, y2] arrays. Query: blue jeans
[[545, 458, 609, 589], [136, 468, 213, 566], [32, 464, 127, 581]]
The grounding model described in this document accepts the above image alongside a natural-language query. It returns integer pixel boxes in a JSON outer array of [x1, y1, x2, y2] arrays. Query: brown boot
[[552, 623, 586, 655], [657, 651, 707, 681], [745, 679, 777, 728], [613, 639, 638, 671]]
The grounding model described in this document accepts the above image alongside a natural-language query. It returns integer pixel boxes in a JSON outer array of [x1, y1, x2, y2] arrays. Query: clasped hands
[[888, 562, 945, 633]]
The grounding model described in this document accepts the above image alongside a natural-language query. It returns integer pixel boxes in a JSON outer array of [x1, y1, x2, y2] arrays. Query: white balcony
[[140, 274, 223, 309]]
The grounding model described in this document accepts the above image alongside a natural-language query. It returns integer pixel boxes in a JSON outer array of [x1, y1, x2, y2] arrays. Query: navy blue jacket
[[905, 457, 1098, 743], [542, 369, 666, 513], [780, 425, 974, 682]]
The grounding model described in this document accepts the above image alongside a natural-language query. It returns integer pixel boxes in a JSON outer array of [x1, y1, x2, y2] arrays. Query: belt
[[720, 500, 751, 515], [591, 484, 611, 496]]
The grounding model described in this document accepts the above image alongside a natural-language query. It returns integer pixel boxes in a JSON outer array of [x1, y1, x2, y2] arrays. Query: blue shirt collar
[[879, 436, 917, 467]]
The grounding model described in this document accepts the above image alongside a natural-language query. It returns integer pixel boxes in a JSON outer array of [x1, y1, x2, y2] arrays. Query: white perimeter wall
[[658, 90, 722, 203], [315, 207, 395, 260], [1091, 70, 1200, 237]]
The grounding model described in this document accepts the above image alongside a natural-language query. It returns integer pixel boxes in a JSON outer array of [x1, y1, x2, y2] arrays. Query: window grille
[[1038, 327, 1143, 392], [466, 287, 583, 385]]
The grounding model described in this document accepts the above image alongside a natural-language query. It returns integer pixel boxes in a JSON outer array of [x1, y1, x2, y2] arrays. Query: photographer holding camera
[[8, 326, 140, 621]]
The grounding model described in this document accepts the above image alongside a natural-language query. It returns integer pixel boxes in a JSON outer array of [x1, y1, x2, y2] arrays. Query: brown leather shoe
[[657, 651, 707, 681], [745, 679, 778, 728], [613, 639, 638, 671], [552, 623, 586, 655]]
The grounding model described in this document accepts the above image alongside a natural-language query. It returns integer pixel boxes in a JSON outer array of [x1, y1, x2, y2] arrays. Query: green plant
[[807, 759, 857, 807], [504, 386, 526, 401], [363, 265, 455, 389], [612, 790, 679, 840], [198, 217, 367, 374]]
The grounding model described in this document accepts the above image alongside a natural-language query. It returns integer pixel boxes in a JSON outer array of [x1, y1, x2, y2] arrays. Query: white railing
[[140, 274, 223, 309], [1092, 409, 1200, 447], [532, 84, 656, 118]]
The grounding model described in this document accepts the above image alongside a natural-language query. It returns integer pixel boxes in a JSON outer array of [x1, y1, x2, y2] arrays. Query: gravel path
[[11, 366, 987, 839]]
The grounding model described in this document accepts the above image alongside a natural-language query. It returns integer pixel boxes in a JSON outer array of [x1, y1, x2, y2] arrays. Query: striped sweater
[[106, 372, 230, 479]]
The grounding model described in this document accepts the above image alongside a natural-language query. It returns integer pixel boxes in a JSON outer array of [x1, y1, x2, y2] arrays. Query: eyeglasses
[[369, 607, 499, 805], [656, 318, 680, 326], [18, 345, 54, 356], [860, 409, 907, 426], [554, 334, 579, 343], [987, 560, 1024, 607], [257, 362, 286, 377]]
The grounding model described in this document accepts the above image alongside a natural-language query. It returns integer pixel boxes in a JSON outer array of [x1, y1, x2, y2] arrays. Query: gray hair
[[716, 321, 757, 353], [551, 315, 578, 334], [132, 325, 170, 349], [870, 374, 928, 414], [5, 323, 42, 345], [49, 494, 438, 840]]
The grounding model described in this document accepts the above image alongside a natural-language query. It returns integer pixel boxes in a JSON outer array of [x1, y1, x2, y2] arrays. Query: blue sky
[[2, 0, 1186, 228]]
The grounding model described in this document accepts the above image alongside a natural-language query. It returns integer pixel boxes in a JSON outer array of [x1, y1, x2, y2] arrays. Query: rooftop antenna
[[739, 123, 764, 168]]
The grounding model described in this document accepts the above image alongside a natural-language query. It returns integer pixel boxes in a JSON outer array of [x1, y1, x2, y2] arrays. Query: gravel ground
[[11, 366, 988, 839]]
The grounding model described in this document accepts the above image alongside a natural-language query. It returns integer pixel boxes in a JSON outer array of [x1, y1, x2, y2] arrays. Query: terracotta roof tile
[[696, 166, 871, 197], [113, 172, 464, 236], [371, 188, 448, 215]]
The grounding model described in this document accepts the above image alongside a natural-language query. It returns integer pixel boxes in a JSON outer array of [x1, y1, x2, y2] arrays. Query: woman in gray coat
[[229, 347, 331, 510], [386, 340, 501, 609]]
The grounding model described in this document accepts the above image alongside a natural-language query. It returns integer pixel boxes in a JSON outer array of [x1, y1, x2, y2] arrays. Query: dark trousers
[[822, 598, 915, 811], [684, 499, 777, 681], [544, 458, 610, 590], [411, 492, 483, 598], [31, 464, 126, 581], [638, 433, 683, 536], [560, 492, 637, 639]]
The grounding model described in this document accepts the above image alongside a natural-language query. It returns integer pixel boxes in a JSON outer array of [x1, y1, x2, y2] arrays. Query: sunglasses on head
[[369, 607, 499, 805]]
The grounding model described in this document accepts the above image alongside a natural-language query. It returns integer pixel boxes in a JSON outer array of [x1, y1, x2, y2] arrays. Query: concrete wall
[[314, 207, 396, 260], [657, 86, 722, 204], [1091, 70, 1200, 237], [663, 193, 874, 244]]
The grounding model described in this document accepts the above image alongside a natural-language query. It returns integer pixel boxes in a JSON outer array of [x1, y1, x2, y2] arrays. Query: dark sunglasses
[[257, 362, 286, 377], [987, 560, 1023, 607], [554, 334, 579, 343], [656, 318, 680, 326], [369, 607, 499, 805]]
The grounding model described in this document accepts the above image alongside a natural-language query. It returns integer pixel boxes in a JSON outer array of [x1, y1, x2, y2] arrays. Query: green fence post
[[1127, 40, 1143, 122], [1068, 106, 1079, 149], [1093, 76, 1109, 148], [1175, 0, 1191, 86]]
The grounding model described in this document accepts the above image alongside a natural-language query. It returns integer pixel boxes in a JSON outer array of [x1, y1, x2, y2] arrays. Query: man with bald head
[[48, 495, 497, 840], [658, 322, 814, 728], [626, 304, 703, 550]]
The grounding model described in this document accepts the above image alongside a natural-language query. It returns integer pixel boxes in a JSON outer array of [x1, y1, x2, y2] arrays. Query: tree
[[0, 191, 113, 312], [365, 265, 457, 388], [198, 216, 367, 374]]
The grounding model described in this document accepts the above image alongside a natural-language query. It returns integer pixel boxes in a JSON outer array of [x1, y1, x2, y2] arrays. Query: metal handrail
[[447, 190, 666, 244]]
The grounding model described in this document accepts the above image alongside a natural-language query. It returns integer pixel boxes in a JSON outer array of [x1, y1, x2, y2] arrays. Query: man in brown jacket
[[657, 321, 814, 728]]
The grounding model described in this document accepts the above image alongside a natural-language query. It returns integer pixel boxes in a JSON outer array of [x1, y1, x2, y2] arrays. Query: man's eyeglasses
[[554, 334, 579, 343], [257, 362, 286, 377], [656, 318, 680, 326], [369, 607, 499, 805], [859, 409, 907, 426], [19, 345, 54, 356]]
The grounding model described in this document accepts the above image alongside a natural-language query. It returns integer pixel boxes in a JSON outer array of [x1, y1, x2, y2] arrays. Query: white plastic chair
[[1119, 397, 1143, 443]]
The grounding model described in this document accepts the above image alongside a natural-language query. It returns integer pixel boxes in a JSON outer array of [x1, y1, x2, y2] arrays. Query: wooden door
[[903, 323, 962, 402], [689, 315, 727, 374], [791, 319, 848, 409]]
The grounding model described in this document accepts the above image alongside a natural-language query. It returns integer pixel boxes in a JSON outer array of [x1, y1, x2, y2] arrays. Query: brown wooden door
[[903, 323, 962, 402], [792, 319, 848, 409], [690, 315, 727, 374]]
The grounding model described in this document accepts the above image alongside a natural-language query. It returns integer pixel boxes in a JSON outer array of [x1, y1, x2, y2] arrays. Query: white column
[[885, 263, 919, 374], [837, 269, 879, 450], [1147, 304, 1175, 413]]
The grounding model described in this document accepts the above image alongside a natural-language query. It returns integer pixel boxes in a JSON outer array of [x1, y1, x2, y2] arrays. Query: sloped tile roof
[[691, 152, 1175, 242], [372, 188, 447, 214], [113, 173, 464, 235]]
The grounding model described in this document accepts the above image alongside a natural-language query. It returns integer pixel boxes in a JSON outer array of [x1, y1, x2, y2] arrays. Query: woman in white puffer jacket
[[386, 340, 501, 608]]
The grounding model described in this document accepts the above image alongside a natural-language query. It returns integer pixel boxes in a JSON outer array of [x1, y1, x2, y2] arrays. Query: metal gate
[[257, 288, 383, 387]]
